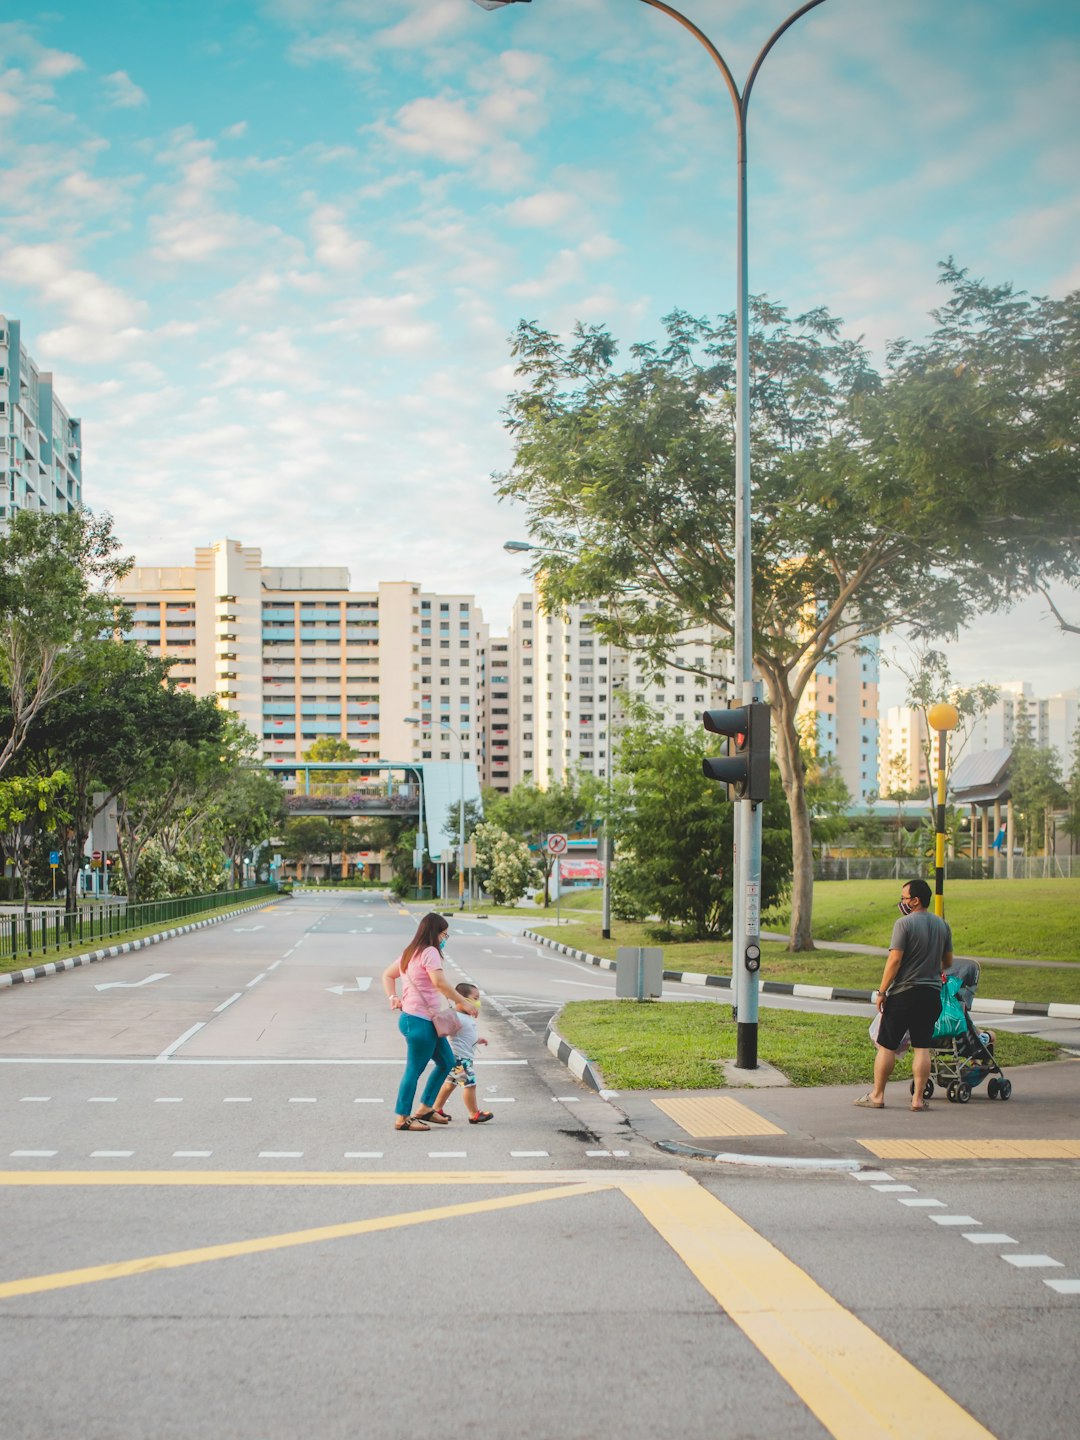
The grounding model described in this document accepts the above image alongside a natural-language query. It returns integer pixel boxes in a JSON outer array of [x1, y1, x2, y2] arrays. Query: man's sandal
[[413, 1109, 450, 1125], [395, 1117, 430, 1131], [853, 1094, 884, 1109]]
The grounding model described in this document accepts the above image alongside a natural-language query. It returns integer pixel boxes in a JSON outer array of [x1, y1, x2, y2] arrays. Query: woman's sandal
[[469, 1111, 494, 1124], [413, 1109, 450, 1125], [395, 1117, 430, 1131]]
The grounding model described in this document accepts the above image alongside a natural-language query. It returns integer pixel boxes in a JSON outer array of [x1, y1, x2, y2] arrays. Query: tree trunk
[[770, 681, 816, 951]]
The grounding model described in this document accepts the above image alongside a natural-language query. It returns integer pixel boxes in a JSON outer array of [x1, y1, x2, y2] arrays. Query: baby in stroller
[[917, 960, 1012, 1104]]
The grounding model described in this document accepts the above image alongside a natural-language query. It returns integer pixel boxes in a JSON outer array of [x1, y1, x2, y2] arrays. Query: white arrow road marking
[[326, 977, 373, 995], [94, 973, 169, 992], [233, 925, 264, 932], [347, 927, 375, 933]]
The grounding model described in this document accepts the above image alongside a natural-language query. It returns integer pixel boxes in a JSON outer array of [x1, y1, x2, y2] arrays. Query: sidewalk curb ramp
[[521, 930, 1080, 1020], [0, 896, 280, 990]]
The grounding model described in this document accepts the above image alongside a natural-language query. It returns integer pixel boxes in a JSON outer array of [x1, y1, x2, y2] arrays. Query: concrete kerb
[[0, 896, 280, 990], [520, 930, 1080, 1020]]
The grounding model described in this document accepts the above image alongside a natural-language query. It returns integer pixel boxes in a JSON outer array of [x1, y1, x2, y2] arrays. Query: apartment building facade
[[113, 539, 490, 781], [798, 637, 881, 802], [0, 316, 83, 526], [503, 590, 734, 787]]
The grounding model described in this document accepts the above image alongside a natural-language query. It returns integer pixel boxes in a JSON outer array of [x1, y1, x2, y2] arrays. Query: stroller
[[912, 961, 1013, 1105]]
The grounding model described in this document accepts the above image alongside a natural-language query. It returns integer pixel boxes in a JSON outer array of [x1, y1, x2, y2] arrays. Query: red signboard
[[559, 859, 605, 882]]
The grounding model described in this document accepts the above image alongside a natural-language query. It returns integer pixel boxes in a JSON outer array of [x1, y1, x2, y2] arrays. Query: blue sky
[[1, 0, 1077, 709]]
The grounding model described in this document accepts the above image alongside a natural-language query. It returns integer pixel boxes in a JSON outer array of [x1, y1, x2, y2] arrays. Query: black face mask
[[897, 900, 913, 915]]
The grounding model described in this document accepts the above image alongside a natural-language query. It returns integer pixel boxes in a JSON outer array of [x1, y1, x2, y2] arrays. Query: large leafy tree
[[609, 717, 791, 940], [497, 268, 1080, 949], [0, 508, 131, 777], [484, 776, 601, 905]]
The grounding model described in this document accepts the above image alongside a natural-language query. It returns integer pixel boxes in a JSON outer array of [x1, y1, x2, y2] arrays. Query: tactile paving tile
[[652, 1095, 785, 1137], [858, 1139, 1080, 1160]]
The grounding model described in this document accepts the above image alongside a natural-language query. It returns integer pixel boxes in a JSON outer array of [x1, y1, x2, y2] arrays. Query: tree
[[24, 640, 181, 912], [484, 776, 601, 905], [472, 821, 536, 906], [0, 769, 71, 913], [281, 816, 342, 879], [496, 269, 1079, 949], [0, 508, 131, 778], [303, 737, 358, 794], [210, 767, 288, 882], [1063, 725, 1080, 854], [609, 718, 792, 940]]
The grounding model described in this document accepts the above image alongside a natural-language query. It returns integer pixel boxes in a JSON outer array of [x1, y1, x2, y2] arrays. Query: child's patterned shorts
[[447, 1057, 476, 1088]]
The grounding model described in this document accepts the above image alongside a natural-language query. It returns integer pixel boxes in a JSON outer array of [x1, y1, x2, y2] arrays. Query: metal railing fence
[[815, 857, 1080, 882], [0, 885, 277, 966]]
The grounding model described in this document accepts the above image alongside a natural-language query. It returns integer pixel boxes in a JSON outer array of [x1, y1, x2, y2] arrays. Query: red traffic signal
[[702, 702, 771, 803]]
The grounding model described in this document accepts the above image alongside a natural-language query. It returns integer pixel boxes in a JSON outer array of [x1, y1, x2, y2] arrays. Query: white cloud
[[103, 70, 147, 108], [310, 203, 372, 271], [0, 241, 145, 360], [502, 190, 579, 229], [385, 96, 490, 165]]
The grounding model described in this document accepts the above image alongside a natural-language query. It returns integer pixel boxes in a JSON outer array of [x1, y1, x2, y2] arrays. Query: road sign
[[92, 850, 102, 863], [49, 850, 60, 866], [546, 833, 568, 855]]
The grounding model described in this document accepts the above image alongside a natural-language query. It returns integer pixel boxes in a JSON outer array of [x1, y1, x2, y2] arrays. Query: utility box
[[615, 946, 664, 1000]]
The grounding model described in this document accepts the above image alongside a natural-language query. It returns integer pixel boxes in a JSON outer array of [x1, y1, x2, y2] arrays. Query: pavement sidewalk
[[608, 1056, 1080, 1167]]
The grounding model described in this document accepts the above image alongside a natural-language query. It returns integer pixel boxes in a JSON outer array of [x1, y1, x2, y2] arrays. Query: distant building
[[879, 706, 931, 796], [0, 316, 83, 526], [113, 538, 490, 778], [800, 634, 881, 802], [505, 589, 732, 787]]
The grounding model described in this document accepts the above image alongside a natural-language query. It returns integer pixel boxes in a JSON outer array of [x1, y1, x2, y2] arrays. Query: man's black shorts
[[878, 985, 942, 1050]]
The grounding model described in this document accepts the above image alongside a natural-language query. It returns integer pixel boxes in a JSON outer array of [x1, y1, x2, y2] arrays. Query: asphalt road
[[0, 890, 1075, 1440]]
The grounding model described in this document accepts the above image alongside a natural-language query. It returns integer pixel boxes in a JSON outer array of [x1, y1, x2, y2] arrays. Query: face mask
[[437, 936, 447, 951], [897, 900, 912, 916]]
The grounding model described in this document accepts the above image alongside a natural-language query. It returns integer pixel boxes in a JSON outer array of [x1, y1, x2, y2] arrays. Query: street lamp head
[[472, 0, 531, 10], [503, 539, 535, 553]]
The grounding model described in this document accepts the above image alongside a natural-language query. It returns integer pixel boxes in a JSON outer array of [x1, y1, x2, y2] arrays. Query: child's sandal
[[469, 1111, 494, 1124]]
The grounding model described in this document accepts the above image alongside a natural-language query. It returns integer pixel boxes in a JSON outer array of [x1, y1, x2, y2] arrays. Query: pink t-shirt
[[400, 945, 443, 1020]]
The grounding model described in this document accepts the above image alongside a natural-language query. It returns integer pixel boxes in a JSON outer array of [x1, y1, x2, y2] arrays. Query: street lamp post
[[479, 0, 828, 1068], [406, 716, 466, 910], [927, 703, 960, 917], [505, 539, 615, 938]]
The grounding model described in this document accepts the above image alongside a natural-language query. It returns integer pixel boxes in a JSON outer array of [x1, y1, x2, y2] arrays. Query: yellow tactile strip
[[859, 1139, 1080, 1160], [652, 1095, 785, 1137]]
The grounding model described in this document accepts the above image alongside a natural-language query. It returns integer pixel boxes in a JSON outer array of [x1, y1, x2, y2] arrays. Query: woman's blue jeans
[[395, 1012, 454, 1117]]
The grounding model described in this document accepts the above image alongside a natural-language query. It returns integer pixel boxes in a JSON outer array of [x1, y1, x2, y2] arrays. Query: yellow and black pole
[[927, 703, 959, 916]]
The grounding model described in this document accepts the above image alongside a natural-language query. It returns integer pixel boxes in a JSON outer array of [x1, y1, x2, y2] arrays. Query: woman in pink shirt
[[382, 911, 478, 1132]]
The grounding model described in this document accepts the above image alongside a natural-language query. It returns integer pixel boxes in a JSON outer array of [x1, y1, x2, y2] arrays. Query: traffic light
[[701, 702, 771, 803]]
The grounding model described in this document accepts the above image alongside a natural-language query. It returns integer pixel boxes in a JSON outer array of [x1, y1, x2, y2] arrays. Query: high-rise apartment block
[[800, 637, 881, 802], [0, 317, 83, 525], [879, 682, 1079, 795], [114, 538, 889, 801], [113, 539, 490, 778]]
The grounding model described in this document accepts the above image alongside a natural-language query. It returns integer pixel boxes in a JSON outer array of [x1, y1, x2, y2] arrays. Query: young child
[[433, 983, 493, 1124]]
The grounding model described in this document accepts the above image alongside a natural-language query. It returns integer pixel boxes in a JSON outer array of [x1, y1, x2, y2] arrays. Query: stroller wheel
[[924, 1079, 934, 1100], [947, 1083, 958, 1103], [998, 1078, 1012, 1101], [987, 1078, 1000, 1100], [956, 1083, 971, 1104]]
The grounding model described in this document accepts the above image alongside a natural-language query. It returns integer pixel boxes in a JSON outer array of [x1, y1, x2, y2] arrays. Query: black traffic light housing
[[701, 702, 771, 803]]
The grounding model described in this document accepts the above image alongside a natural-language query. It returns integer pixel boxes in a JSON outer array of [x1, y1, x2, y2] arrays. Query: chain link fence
[[815, 857, 1080, 881]]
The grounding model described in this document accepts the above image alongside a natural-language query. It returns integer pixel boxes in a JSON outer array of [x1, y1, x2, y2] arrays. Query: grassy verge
[[556, 999, 1062, 1090], [0, 895, 279, 977], [529, 918, 1080, 1005], [774, 877, 1080, 961]]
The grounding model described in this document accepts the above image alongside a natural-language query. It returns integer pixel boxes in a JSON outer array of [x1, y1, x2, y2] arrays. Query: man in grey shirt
[[855, 878, 953, 1111]]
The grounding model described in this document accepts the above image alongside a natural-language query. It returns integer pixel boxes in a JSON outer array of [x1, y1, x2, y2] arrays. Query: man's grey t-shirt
[[887, 910, 953, 995]]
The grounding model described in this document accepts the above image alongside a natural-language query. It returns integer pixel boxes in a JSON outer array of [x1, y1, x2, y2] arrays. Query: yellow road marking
[[0, 1181, 611, 1302], [0, 1169, 600, 1188], [622, 1172, 996, 1440], [859, 1139, 1080, 1161], [652, 1095, 785, 1137]]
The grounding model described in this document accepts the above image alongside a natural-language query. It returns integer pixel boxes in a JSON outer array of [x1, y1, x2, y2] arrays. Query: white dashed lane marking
[[965, 1234, 1017, 1245], [19, 1097, 50, 1103], [1004, 1254, 1063, 1269]]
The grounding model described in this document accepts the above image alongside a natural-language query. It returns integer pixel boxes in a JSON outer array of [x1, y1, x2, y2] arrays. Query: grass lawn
[[530, 917, 1080, 1004], [775, 877, 1080, 961], [556, 999, 1062, 1090], [0, 895, 278, 976]]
